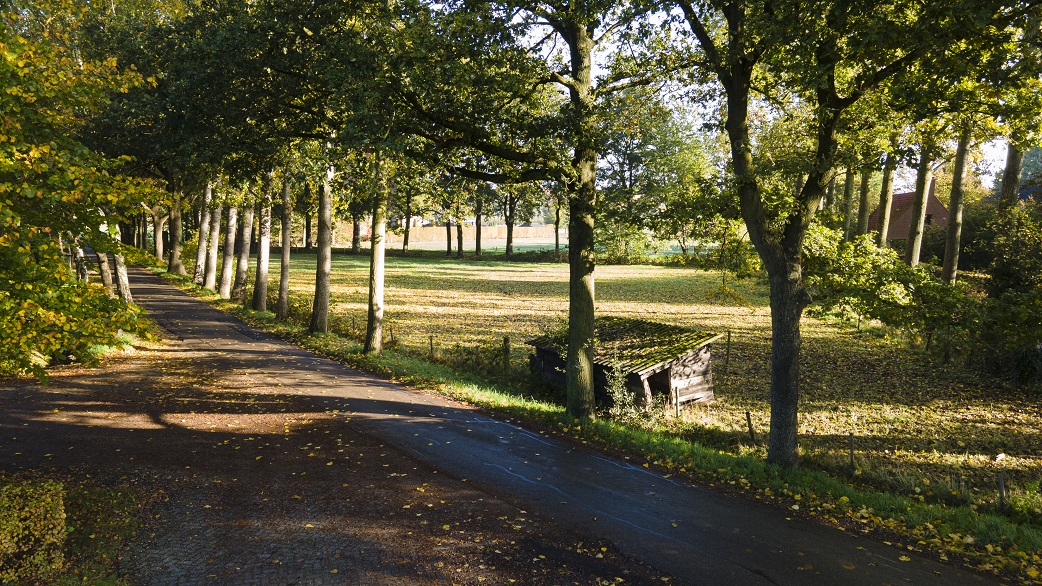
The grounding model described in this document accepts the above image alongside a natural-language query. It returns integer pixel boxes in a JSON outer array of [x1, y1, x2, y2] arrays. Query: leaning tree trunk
[[310, 168, 333, 333], [904, 149, 934, 266], [96, 251, 115, 298], [167, 196, 186, 275], [232, 204, 255, 301], [456, 218, 463, 259], [193, 184, 213, 284], [204, 204, 222, 290], [113, 252, 133, 304], [251, 181, 273, 312], [999, 141, 1024, 210], [876, 153, 896, 247], [943, 126, 972, 284], [219, 206, 238, 298], [276, 177, 293, 321], [364, 164, 388, 355], [474, 196, 483, 256], [856, 169, 872, 236], [841, 168, 855, 240]]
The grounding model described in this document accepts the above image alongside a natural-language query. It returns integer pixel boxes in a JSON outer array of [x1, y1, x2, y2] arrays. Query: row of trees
[[11, 0, 1042, 468]]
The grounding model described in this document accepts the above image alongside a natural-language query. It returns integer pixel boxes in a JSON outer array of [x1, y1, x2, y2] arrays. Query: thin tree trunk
[[193, 184, 213, 284], [554, 201, 561, 253], [456, 218, 463, 259], [232, 204, 255, 301], [841, 168, 855, 240], [445, 219, 452, 256], [943, 126, 972, 284], [114, 252, 133, 304], [824, 176, 836, 209], [219, 206, 238, 298], [876, 153, 896, 247], [167, 196, 185, 274], [999, 141, 1024, 210], [304, 212, 313, 250], [474, 196, 482, 256], [310, 167, 333, 333], [277, 177, 293, 321], [364, 163, 388, 355], [204, 204, 222, 289], [96, 252, 115, 297], [402, 190, 412, 253], [150, 213, 168, 260], [856, 170, 872, 236], [352, 215, 362, 254], [251, 180, 273, 312], [904, 148, 934, 266], [72, 243, 88, 282]]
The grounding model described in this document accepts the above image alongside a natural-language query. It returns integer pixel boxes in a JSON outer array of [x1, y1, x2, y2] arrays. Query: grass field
[[265, 251, 1040, 521]]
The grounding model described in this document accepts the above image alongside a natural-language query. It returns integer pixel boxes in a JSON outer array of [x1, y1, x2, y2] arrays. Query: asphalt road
[[129, 268, 997, 586]]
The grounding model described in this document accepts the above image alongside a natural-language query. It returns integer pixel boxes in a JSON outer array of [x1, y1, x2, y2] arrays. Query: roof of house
[[867, 178, 948, 233], [527, 316, 721, 376]]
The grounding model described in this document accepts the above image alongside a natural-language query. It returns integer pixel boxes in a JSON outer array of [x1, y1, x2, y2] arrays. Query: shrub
[[0, 479, 66, 583]]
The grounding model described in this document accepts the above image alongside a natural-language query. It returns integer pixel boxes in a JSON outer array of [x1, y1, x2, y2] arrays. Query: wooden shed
[[527, 316, 722, 410]]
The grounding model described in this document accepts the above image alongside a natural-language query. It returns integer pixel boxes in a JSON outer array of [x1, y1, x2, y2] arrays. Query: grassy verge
[[153, 265, 1041, 584]]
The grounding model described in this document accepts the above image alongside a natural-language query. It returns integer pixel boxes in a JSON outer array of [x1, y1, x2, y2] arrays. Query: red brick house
[[867, 179, 949, 242]]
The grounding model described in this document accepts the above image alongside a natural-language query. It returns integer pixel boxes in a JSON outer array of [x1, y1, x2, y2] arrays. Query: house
[[867, 179, 949, 242], [527, 316, 722, 410]]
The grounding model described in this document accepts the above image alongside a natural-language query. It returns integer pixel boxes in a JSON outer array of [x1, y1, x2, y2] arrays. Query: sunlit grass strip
[[154, 268, 1042, 584]]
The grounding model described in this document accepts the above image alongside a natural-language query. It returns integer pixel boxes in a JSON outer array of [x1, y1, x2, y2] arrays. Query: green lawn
[[266, 251, 1040, 518]]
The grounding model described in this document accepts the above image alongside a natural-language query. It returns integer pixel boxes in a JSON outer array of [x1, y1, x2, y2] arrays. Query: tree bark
[[474, 196, 483, 256], [96, 251, 115, 298], [364, 161, 388, 355], [232, 204, 255, 301], [351, 214, 362, 254], [251, 179, 273, 312], [72, 243, 89, 282], [943, 126, 972, 284], [999, 141, 1023, 210], [310, 167, 334, 333], [148, 210, 168, 260], [876, 152, 896, 247], [113, 252, 133, 304], [766, 269, 807, 467], [204, 204, 222, 290], [304, 211, 313, 250], [193, 184, 213, 285], [841, 168, 855, 240], [456, 217, 464, 259], [505, 195, 515, 258], [904, 148, 934, 266], [402, 189, 412, 253], [824, 176, 836, 209], [554, 200, 561, 253], [276, 177, 293, 321], [856, 169, 872, 236], [219, 206, 238, 298], [563, 21, 597, 420], [445, 219, 452, 256], [167, 195, 186, 275]]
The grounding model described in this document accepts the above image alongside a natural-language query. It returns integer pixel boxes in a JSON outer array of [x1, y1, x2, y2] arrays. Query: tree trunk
[[456, 218, 463, 259], [72, 243, 89, 282], [474, 196, 482, 256], [310, 167, 334, 333], [554, 201, 561, 253], [563, 22, 597, 420], [167, 196, 185, 275], [505, 198, 515, 259], [351, 214, 362, 255], [193, 184, 213, 284], [151, 212, 168, 260], [766, 269, 808, 467], [403, 189, 412, 253], [904, 149, 934, 266], [856, 169, 872, 236], [445, 219, 452, 256], [277, 177, 293, 321], [232, 204, 255, 301], [219, 206, 238, 298], [114, 252, 133, 304], [204, 204, 222, 290], [841, 168, 855, 240], [824, 176, 836, 209], [96, 251, 115, 297], [364, 163, 388, 355], [999, 141, 1023, 210], [943, 126, 972, 284], [251, 179, 273, 312], [876, 152, 896, 247]]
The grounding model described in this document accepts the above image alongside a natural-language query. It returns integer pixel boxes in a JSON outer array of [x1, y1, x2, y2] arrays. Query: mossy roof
[[527, 316, 722, 376]]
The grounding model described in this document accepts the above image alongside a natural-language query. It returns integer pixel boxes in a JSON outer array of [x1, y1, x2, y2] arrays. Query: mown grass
[[167, 252, 1041, 582]]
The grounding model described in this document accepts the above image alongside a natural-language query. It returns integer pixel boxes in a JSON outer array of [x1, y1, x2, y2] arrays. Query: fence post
[[429, 335, 435, 361], [745, 411, 755, 443], [502, 336, 511, 371]]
